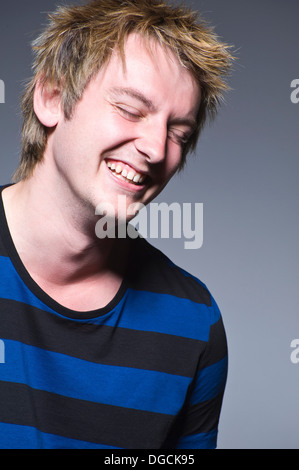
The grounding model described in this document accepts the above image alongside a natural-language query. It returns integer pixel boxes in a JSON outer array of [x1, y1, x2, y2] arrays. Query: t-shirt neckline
[[0, 184, 129, 320]]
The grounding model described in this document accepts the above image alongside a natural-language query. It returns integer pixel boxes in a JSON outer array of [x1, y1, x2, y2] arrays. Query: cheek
[[94, 112, 138, 151], [165, 143, 183, 176], [108, 112, 138, 136], [51, 120, 96, 178]]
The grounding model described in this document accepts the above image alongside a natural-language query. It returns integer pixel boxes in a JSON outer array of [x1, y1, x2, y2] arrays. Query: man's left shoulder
[[127, 238, 224, 343], [130, 238, 216, 310]]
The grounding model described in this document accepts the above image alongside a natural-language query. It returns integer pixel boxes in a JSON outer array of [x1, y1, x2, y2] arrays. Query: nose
[[134, 120, 167, 164]]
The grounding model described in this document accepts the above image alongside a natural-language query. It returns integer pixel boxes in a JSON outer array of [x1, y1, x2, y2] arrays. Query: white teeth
[[106, 161, 146, 185]]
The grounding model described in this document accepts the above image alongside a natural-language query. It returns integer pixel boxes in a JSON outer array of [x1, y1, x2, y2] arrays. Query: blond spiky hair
[[13, 0, 234, 182]]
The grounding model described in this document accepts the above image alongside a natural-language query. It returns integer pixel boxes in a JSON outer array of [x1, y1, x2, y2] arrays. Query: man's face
[[50, 34, 201, 221]]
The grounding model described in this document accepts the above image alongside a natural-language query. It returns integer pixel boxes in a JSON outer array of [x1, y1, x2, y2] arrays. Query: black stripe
[[163, 392, 224, 448], [199, 316, 228, 369], [0, 381, 173, 449], [127, 238, 212, 306], [0, 240, 6, 257], [0, 298, 204, 377], [181, 394, 225, 436], [0, 186, 11, 257]]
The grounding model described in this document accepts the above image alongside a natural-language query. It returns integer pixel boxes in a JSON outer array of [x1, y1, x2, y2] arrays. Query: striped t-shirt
[[0, 187, 228, 449]]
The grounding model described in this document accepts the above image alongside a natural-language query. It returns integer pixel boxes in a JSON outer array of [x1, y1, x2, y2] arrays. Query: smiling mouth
[[106, 160, 147, 186]]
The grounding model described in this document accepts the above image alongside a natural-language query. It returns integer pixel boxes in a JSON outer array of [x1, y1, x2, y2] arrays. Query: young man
[[0, 0, 233, 449]]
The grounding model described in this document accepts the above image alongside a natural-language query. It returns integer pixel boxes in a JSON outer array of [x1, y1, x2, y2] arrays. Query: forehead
[[93, 33, 201, 116]]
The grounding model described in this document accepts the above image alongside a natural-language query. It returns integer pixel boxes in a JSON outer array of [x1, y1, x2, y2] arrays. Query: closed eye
[[168, 128, 191, 146], [114, 104, 143, 122]]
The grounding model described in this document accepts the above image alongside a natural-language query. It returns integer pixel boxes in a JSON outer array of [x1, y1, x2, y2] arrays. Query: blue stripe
[[0, 422, 122, 449], [176, 429, 218, 449], [190, 356, 228, 405], [0, 256, 56, 315], [0, 255, 220, 341], [99, 289, 219, 341], [1, 339, 192, 415]]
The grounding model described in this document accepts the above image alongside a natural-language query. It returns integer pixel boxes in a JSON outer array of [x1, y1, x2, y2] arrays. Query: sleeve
[[175, 296, 228, 449]]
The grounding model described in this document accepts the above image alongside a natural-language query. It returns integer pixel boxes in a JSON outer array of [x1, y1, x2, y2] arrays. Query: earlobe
[[33, 78, 62, 128]]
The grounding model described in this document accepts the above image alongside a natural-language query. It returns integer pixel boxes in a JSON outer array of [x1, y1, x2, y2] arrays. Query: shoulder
[[126, 238, 223, 340], [128, 237, 211, 304]]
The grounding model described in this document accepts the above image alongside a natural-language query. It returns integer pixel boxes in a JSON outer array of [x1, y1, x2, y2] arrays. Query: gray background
[[0, 0, 298, 449]]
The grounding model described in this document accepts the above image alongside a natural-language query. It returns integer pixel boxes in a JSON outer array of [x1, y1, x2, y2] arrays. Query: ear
[[33, 78, 62, 128]]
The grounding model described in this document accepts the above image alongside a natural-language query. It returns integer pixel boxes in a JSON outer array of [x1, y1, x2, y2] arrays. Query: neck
[[2, 175, 128, 289]]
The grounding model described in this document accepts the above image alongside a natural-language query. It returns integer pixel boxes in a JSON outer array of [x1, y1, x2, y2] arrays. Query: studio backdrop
[[0, 0, 298, 449]]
